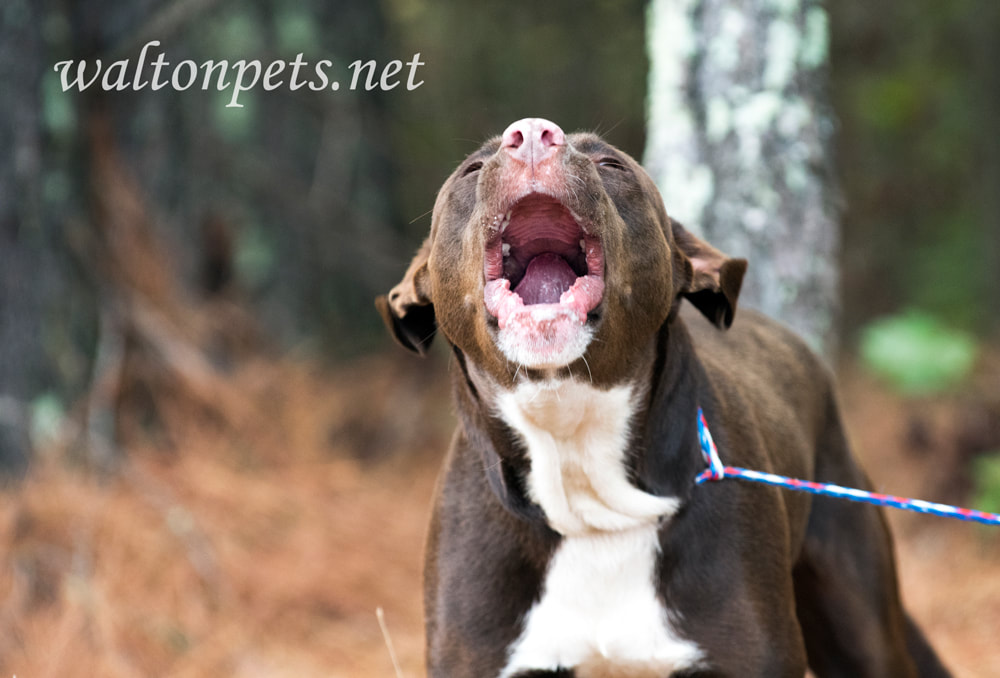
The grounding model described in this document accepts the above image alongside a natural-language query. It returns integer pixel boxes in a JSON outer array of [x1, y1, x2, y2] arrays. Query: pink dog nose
[[501, 118, 565, 165]]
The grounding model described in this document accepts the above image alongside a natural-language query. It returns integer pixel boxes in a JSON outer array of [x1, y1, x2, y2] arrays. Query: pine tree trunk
[[644, 0, 839, 357]]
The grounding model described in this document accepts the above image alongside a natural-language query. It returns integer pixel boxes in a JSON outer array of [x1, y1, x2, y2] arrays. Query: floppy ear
[[375, 238, 436, 355], [671, 220, 747, 329]]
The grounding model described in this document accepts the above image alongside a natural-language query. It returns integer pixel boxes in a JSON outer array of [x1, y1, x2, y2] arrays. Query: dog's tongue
[[514, 253, 578, 305]]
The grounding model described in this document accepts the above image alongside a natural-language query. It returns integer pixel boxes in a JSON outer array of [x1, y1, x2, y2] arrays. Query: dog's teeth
[[501, 211, 511, 233], [502, 243, 510, 257], [580, 239, 586, 251]]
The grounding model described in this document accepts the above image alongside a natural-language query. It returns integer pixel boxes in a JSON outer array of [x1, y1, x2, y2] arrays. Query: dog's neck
[[450, 312, 709, 532], [495, 376, 681, 535], [633, 314, 712, 502]]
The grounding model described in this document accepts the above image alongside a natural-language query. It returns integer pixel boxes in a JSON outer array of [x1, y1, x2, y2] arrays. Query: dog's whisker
[[376, 607, 406, 678], [413, 328, 438, 349], [600, 117, 627, 138], [408, 207, 434, 225], [526, 383, 546, 404], [581, 355, 593, 384]]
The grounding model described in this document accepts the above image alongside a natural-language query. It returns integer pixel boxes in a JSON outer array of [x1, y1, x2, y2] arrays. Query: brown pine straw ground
[[1, 354, 998, 677]]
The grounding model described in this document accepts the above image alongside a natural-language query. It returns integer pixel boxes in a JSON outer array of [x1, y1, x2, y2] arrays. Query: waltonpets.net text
[[52, 40, 425, 108]]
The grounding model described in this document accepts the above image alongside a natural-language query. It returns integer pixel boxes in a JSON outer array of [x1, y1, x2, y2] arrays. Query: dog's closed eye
[[462, 161, 483, 177], [596, 157, 627, 170]]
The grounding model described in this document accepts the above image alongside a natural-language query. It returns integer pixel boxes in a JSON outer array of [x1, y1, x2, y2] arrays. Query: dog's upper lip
[[483, 193, 605, 328]]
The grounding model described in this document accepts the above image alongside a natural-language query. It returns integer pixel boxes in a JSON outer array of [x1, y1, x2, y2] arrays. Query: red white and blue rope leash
[[694, 407, 1000, 527]]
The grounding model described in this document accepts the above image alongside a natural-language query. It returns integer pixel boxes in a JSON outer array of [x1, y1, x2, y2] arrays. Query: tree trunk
[[644, 0, 839, 357], [0, 1, 51, 476]]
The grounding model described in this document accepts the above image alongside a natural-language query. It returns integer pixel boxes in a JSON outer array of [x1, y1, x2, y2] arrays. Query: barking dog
[[377, 118, 951, 678]]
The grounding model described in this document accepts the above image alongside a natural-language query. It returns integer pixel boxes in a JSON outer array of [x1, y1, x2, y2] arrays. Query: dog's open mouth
[[483, 194, 604, 364]]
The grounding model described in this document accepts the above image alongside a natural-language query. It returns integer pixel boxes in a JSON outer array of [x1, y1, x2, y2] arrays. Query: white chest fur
[[496, 379, 678, 535], [499, 528, 703, 677], [496, 379, 702, 677]]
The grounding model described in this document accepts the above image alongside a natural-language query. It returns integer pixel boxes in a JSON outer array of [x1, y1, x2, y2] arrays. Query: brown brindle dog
[[377, 118, 951, 678]]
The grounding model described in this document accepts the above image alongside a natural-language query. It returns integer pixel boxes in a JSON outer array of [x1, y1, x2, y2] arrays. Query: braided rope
[[694, 407, 1000, 527]]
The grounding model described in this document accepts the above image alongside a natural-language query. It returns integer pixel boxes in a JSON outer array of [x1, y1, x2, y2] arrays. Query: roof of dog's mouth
[[484, 193, 605, 328]]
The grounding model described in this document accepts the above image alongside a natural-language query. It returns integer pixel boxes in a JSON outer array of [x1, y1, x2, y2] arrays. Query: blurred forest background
[[1, 0, 1000, 676]]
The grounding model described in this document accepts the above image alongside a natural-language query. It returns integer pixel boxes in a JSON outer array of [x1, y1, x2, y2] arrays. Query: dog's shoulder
[[681, 301, 834, 436], [683, 302, 830, 382]]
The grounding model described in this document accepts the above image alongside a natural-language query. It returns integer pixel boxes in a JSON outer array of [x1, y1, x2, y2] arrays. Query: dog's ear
[[376, 238, 436, 355], [671, 220, 747, 329]]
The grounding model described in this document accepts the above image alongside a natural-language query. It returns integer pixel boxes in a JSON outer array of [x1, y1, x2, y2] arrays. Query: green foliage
[[42, 71, 75, 138], [214, 10, 265, 59], [234, 225, 275, 291], [833, 0, 997, 337], [971, 453, 1000, 518], [212, 90, 256, 141], [859, 310, 978, 396], [275, 7, 321, 53], [30, 393, 65, 449]]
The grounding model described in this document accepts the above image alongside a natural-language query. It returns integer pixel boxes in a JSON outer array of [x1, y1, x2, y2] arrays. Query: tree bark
[[0, 1, 49, 476], [644, 0, 839, 357]]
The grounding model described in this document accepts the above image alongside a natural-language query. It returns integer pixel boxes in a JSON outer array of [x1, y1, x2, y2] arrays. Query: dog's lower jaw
[[492, 305, 596, 371]]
